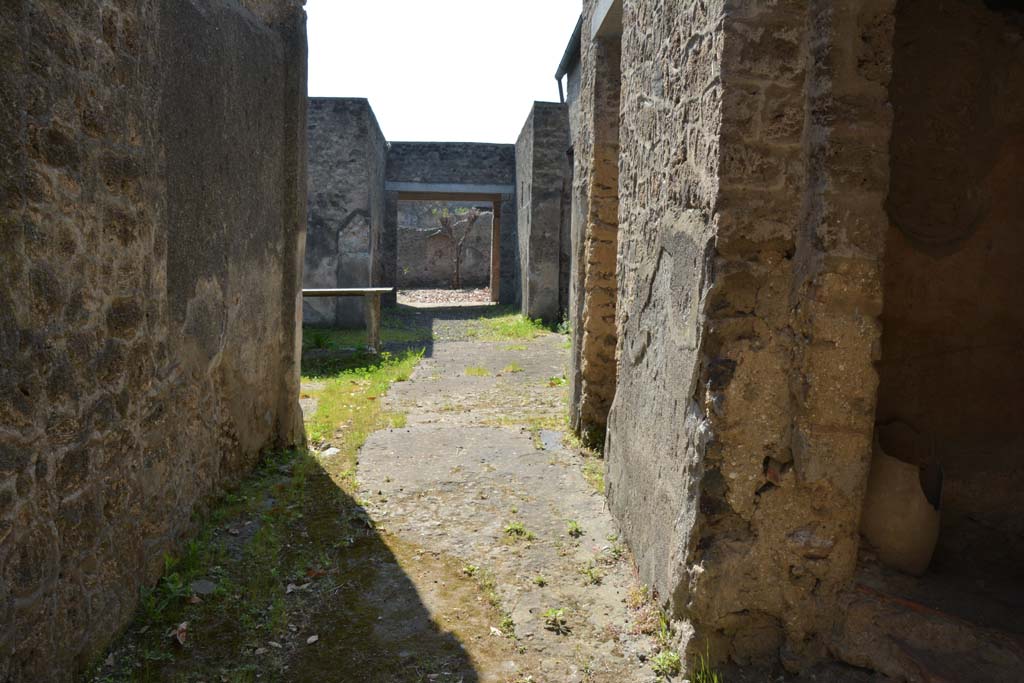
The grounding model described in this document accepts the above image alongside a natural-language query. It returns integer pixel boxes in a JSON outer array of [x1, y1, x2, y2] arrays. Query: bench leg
[[365, 294, 381, 353]]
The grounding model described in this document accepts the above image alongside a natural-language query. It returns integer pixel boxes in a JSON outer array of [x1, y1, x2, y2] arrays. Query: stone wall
[[397, 201, 493, 288], [602, 0, 721, 653], [717, 2, 891, 668], [386, 142, 515, 185], [566, 50, 589, 441], [497, 195, 517, 307], [0, 1, 307, 680], [304, 98, 386, 327], [368, 104, 387, 304], [576, 0, 898, 671], [515, 102, 570, 323], [308, 126, 520, 307], [567, 10, 620, 439]]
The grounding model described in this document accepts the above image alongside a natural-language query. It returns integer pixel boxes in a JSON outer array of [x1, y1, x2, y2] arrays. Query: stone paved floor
[[91, 315, 888, 683], [354, 333, 657, 682]]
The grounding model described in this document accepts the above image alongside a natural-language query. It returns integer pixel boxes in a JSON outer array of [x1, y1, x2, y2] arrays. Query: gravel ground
[[397, 287, 494, 307]]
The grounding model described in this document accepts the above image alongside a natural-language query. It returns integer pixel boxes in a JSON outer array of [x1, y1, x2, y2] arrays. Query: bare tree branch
[[433, 207, 482, 289]]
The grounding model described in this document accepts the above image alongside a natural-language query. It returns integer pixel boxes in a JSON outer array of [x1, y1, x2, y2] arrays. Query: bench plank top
[[302, 288, 394, 297]]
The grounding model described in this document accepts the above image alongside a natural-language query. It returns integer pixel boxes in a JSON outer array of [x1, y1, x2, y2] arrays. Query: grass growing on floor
[[581, 456, 605, 494], [303, 309, 432, 350], [88, 348, 425, 682], [691, 645, 725, 683], [563, 429, 606, 494], [302, 350, 422, 472], [87, 449, 351, 682], [465, 366, 491, 377], [466, 309, 549, 341], [651, 649, 682, 678]]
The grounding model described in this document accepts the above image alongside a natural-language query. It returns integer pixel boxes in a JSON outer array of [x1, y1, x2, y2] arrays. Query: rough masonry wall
[[397, 201, 493, 288], [385, 142, 515, 185], [516, 102, 570, 322], [497, 195, 517, 306], [875, 0, 1024, 590], [382, 190, 400, 305], [304, 98, 386, 327], [604, 0, 722, 649], [602, 0, 896, 670], [566, 54, 590, 437], [558, 115, 573, 320], [516, 113, 534, 312], [747, 1, 892, 669], [368, 104, 387, 303], [0, 2, 306, 680], [568, 20, 620, 438]]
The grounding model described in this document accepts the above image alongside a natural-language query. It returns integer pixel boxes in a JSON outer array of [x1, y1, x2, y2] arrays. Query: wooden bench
[[302, 287, 394, 352]]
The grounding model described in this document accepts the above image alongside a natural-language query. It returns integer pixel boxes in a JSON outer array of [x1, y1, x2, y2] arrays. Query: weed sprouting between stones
[[691, 642, 724, 683], [504, 521, 536, 541], [578, 562, 604, 586], [651, 649, 682, 678], [466, 310, 549, 341], [566, 520, 584, 538], [542, 607, 570, 635]]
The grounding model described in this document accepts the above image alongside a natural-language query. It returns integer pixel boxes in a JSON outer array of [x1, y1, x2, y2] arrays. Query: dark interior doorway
[[868, 0, 1024, 634]]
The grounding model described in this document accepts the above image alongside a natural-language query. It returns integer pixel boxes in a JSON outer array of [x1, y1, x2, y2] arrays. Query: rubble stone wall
[[568, 12, 621, 437], [590, 0, 897, 670], [368, 105, 387, 305], [515, 114, 534, 312], [566, 53, 590, 437], [304, 98, 386, 328], [604, 0, 723, 648], [714, 1, 893, 668], [385, 142, 515, 186], [515, 102, 570, 322], [0, 1, 307, 680]]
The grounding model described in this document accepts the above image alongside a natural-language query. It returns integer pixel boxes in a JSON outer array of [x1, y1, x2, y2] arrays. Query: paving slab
[[358, 333, 657, 682]]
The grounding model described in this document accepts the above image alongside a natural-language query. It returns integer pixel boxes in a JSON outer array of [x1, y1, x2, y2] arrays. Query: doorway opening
[[395, 191, 502, 308], [866, 0, 1024, 636]]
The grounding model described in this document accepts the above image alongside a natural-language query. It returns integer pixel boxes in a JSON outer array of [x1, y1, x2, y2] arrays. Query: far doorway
[[395, 192, 503, 307]]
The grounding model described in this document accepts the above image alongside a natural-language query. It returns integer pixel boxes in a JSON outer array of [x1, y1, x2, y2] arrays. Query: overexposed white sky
[[306, 0, 581, 144]]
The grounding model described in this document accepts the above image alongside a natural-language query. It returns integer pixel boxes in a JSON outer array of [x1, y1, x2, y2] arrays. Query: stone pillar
[[498, 194, 517, 306], [516, 102, 570, 323], [490, 199, 501, 302], [382, 190, 399, 305], [364, 293, 381, 352], [276, 5, 309, 447], [303, 98, 385, 327], [573, 35, 620, 439], [602, 0, 896, 671]]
